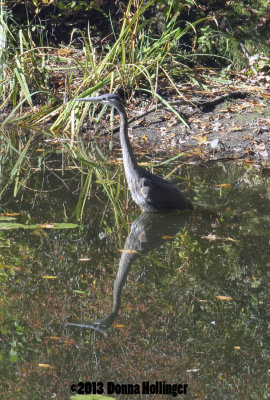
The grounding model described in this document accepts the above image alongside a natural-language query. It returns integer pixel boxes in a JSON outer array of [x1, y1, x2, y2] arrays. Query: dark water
[[0, 159, 269, 400]]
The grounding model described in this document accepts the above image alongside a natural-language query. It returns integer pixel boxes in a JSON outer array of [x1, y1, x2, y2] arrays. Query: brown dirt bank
[[125, 93, 270, 163]]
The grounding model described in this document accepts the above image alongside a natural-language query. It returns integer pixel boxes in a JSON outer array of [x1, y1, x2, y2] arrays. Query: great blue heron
[[76, 93, 193, 212]]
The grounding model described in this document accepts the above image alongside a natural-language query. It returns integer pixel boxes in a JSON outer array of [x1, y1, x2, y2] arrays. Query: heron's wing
[[140, 177, 191, 210]]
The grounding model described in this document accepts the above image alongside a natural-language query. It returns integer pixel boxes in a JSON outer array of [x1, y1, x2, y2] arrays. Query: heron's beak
[[75, 96, 99, 103]]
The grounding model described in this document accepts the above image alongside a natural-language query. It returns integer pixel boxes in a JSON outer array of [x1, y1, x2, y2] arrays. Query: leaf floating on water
[[224, 237, 239, 243], [216, 295, 233, 301], [45, 336, 75, 345], [3, 264, 21, 271], [46, 336, 65, 340], [201, 233, 238, 243], [38, 364, 54, 369], [0, 212, 20, 216], [216, 183, 232, 188], [201, 233, 218, 241], [42, 275, 58, 279], [119, 249, 139, 254]]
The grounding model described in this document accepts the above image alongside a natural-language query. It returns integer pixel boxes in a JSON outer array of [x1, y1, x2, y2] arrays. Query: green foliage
[[196, 0, 270, 68], [1, 0, 212, 127], [2, 0, 268, 128]]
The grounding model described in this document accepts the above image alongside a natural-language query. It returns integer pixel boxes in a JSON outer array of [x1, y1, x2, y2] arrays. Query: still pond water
[[0, 155, 269, 400]]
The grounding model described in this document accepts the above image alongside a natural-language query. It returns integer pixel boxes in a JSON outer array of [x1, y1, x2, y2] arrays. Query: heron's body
[[76, 93, 193, 212]]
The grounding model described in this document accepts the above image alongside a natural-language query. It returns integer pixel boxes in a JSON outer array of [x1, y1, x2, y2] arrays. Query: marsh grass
[[1, 0, 211, 128], [0, 128, 130, 235]]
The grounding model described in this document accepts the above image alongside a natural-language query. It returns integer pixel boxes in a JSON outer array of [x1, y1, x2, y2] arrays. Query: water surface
[[0, 156, 269, 400]]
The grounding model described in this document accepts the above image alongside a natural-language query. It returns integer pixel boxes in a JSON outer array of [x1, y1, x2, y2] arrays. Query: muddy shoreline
[[124, 94, 270, 162]]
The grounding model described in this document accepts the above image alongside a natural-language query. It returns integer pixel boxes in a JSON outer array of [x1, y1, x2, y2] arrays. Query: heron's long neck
[[115, 103, 139, 174]]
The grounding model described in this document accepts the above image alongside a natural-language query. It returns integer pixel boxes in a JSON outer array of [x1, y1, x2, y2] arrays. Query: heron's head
[[75, 93, 123, 108]]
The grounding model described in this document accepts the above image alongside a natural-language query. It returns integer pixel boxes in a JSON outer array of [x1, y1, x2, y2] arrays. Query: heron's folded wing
[[141, 179, 187, 210]]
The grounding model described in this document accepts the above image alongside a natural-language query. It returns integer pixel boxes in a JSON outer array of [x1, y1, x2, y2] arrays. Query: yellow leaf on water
[[45, 336, 75, 345], [224, 237, 239, 243], [46, 336, 64, 340], [38, 364, 54, 369], [0, 212, 20, 216], [216, 184, 232, 188], [216, 295, 233, 301]]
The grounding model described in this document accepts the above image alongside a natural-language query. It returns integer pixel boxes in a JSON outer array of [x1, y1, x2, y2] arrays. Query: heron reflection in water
[[67, 212, 190, 332], [76, 93, 193, 212]]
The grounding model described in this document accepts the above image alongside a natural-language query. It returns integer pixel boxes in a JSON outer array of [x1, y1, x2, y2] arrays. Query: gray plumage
[[76, 93, 193, 212]]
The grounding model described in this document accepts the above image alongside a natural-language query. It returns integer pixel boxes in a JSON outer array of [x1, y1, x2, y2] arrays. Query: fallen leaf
[[216, 295, 233, 301], [230, 125, 244, 131], [45, 336, 75, 345], [3, 264, 21, 271], [119, 249, 139, 254], [201, 233, 218, 241], [57, 49, 72, 56], [261, 92, 270, 99], [0, 212, 20, 216], [38, 364, 54, 369], [224, 237, 239, 243], [216, 183, 232, 188], [192, 134, 208, 144]]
